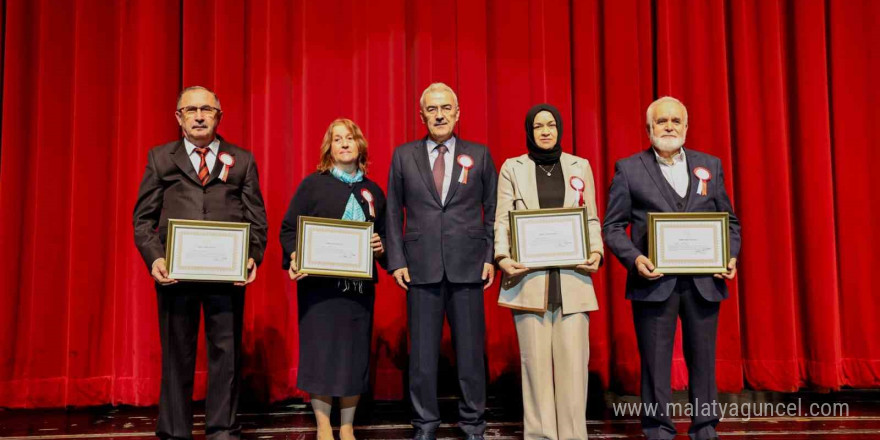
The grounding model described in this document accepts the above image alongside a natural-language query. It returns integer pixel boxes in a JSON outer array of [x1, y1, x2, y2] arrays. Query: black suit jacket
[[385, 137, 498, 285], [133, 138, 269, 270], [603, 147, 741, 302]]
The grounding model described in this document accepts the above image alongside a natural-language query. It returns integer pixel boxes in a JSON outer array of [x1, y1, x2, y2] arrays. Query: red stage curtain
[[0, 0, 877, 408]]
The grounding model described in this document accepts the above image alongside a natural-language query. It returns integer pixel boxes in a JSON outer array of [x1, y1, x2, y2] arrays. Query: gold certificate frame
[[165, 219, 250, 282], [648, 212, 730, 274], [296, 216, 374, 279], [509, 207, 590, 269]]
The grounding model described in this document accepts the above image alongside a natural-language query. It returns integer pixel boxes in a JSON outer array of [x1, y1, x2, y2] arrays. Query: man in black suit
[[603, 96, 741, 440], [385, 82, 497, 440], [133, 86, 268, 440]]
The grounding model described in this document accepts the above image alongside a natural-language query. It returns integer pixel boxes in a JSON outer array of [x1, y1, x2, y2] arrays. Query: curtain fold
[[830, 0, 880, 388], [0, 0, 877, 407]]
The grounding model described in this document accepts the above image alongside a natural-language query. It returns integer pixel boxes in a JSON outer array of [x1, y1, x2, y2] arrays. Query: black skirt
[[295, 276, 374, 396]]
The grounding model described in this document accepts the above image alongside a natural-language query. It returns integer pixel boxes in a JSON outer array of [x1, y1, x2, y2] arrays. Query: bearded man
[[603, 96, 741, 440]]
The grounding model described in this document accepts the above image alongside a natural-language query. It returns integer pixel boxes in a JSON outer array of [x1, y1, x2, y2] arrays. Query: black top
[[279, 171, 388, 280], [535, 161, 565, 208], [535, 161, 565, 307]]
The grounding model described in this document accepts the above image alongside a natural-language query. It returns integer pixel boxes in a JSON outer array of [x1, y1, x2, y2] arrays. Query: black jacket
[[280, 171, 387, 281], [132, 138, 269, 269]]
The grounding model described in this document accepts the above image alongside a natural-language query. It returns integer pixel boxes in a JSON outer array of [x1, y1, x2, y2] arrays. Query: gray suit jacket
[[385, 137, 498, 285], [603, 147, 741, 302], [133, 138, 269, 270]]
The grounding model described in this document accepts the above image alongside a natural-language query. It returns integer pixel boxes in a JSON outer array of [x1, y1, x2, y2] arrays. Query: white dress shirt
[[184, 138, 220, 173], [426, 136, 456, 203], [654, 147, 688, 198]]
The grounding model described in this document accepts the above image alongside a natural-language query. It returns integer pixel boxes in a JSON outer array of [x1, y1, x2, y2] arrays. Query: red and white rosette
[[218, 152, 235, 182], [457, 154, 474, 184], [360, 189, 376, 218], [693, 167, 712, 196], [570, 176, 586, 207]]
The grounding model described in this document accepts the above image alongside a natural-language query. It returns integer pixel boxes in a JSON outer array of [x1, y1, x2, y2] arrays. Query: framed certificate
[[165, 219, 250, 283], [648, 212, 730, 274], [296, 216, 374, 279], [509, 207, 591, 269]]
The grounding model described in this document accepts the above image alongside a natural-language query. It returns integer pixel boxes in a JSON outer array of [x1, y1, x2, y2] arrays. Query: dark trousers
[[156, 283, 245, 440], [632, 277, 721, 440], [408, 279, 487, 435]]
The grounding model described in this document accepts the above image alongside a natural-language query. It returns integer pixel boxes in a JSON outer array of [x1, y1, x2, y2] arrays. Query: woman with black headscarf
[[493, 104, 604, 440]]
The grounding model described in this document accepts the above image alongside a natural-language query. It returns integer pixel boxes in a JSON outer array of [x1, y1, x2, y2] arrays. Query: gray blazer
[[603, 147, 741, 302], [385, 137, 498, 285]]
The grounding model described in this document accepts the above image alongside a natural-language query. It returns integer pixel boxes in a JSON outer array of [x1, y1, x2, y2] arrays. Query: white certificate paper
[[303, 225, 366, 270], [514, 211, 587, 268], [656, 221, 723, 268], [179, 234, 236, 268]]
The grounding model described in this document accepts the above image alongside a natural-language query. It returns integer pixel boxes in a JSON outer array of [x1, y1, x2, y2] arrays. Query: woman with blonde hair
[[280, 118, 387, 440]]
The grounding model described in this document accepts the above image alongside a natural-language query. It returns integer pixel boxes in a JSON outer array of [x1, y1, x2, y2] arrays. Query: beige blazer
[[494, 152, 603, 314]]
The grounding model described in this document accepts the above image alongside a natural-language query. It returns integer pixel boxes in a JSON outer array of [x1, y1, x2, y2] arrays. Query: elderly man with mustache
[[603, 97, 741, 440], [133, 86, 268, 440]]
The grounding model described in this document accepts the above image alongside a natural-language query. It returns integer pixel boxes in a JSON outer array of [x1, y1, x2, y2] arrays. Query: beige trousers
[[513, 306, 590, 440]]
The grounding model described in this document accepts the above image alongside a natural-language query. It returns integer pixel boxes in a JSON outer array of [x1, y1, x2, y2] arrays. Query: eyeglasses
[[177, 105, 221, 118]]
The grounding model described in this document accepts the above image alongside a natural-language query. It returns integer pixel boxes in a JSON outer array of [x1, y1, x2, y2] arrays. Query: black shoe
[[413, 430, 436, 440], [463, 435, 484, 440]]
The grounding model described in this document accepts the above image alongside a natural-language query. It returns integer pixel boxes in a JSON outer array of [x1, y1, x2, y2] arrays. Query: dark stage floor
[[1, 390, 879, 439]]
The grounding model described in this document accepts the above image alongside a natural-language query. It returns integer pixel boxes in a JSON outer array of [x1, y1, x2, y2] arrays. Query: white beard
[[651, 133, 685, 153]]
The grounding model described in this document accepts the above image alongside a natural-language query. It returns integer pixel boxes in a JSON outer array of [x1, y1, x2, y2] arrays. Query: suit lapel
[[560, 154, 579, 207], [170, 140, 203, 186], [639, 148, 678, 211], [206, 140, 229, 184], [443, 139, 466, 205], [513, 155, 539, 210], [414, 139, 443, 206], [684, 148, 703, 211]]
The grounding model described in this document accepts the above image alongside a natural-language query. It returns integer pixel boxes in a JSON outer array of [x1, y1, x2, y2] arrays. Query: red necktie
[[432, 144, 448, 198], [195, 147, 210, 186]]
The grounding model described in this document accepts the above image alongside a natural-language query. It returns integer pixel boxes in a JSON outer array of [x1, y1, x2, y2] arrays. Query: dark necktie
[[432, 144, 448, 198], [195, 147, 210, 186]]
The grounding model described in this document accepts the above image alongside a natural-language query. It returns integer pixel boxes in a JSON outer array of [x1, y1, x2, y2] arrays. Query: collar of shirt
[[184, 138, 220, 157], [426, 136, 456, 157], [654, 146, 686, 167]]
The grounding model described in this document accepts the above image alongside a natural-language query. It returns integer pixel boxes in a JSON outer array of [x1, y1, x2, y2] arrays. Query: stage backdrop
[[0, 0, 877, 408]]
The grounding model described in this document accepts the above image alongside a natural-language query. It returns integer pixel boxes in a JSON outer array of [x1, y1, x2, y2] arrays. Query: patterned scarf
[[330, 166, 369, 293], [330, 166, 366, 222]]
